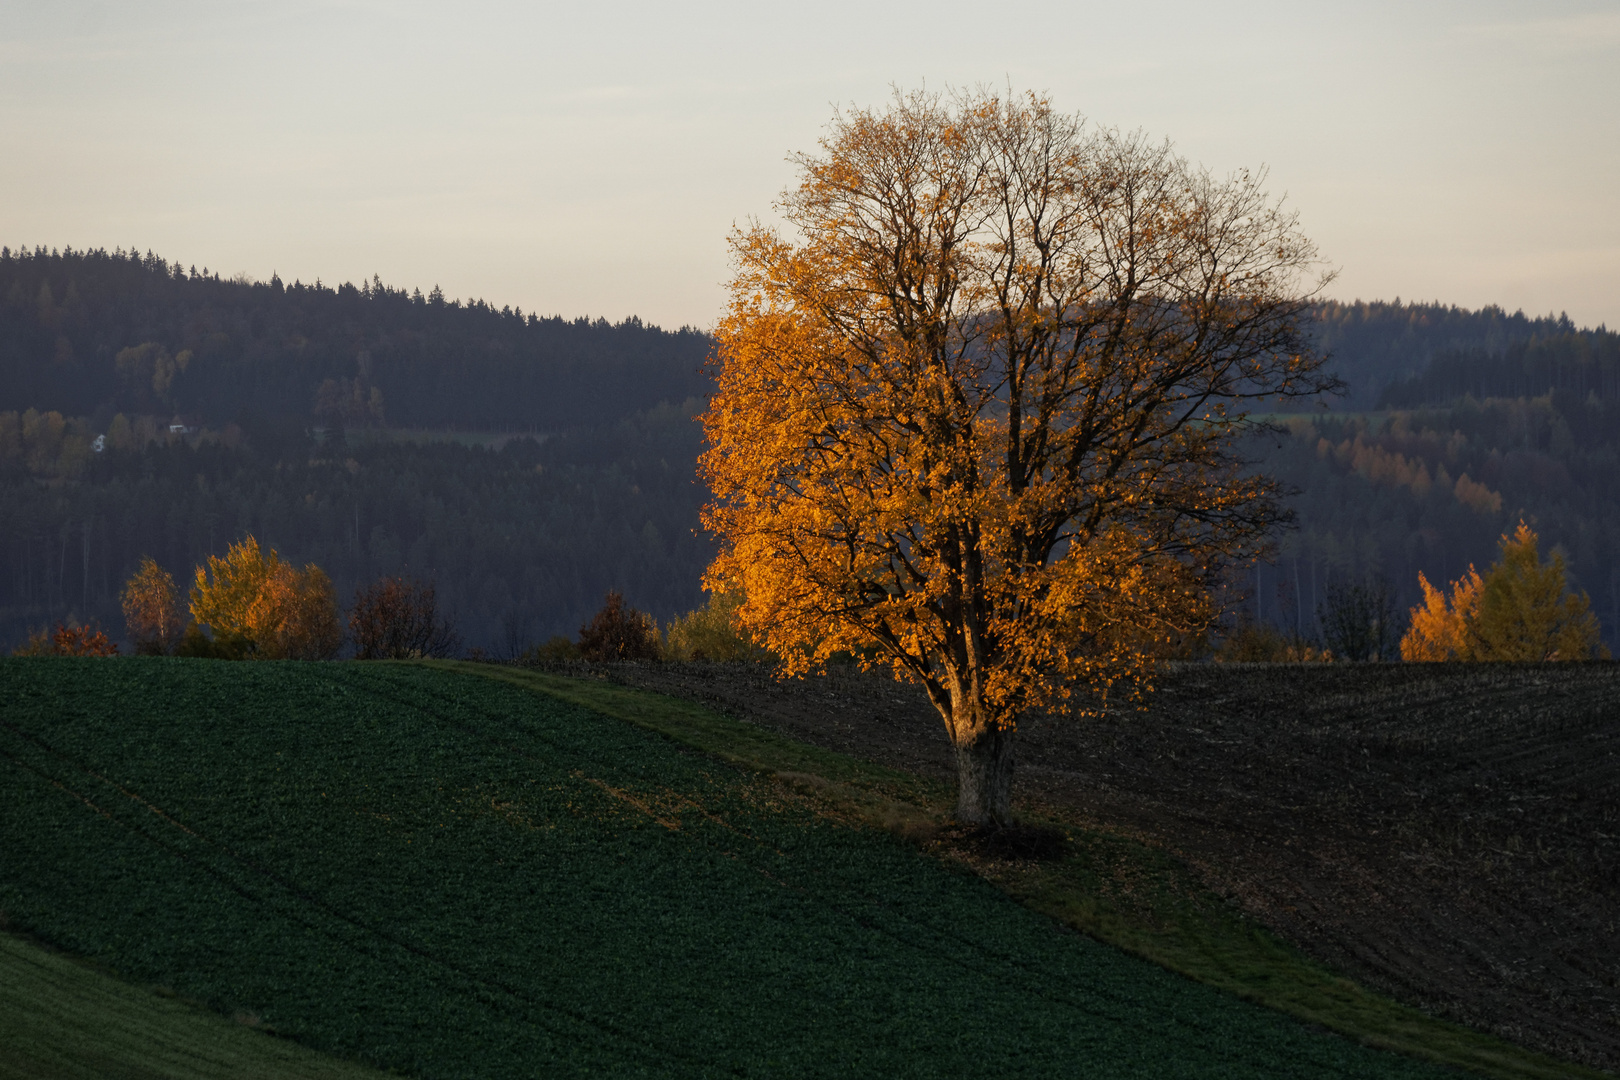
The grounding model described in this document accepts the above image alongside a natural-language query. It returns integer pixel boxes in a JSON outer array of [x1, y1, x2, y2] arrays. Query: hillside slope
[[7, 249, 1620, 655], [599, 660, 1620, 1072], [0, 658, 1459, 1080], [0, 932, 394, 1080]]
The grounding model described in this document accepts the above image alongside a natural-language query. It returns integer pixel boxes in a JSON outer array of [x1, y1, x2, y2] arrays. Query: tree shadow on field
[[941, 822, 1069, 862]]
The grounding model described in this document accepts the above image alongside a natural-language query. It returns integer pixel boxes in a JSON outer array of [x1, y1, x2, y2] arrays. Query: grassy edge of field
[[437, 660, 1605, 1080], [0, 931, 398, 1080]]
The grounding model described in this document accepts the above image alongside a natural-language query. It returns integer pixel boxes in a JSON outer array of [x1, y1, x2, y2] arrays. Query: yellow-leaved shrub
[[189, 537, 342, 660]]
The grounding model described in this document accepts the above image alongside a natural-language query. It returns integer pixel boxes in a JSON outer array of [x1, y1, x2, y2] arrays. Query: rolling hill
[[0, 657, 1485, 1079]]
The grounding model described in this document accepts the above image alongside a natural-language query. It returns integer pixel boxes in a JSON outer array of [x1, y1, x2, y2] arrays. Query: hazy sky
[[3, 0, 1616, 330]]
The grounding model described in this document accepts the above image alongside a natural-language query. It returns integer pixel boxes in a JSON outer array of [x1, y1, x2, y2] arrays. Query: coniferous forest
[[3, 244, 1618, 652]]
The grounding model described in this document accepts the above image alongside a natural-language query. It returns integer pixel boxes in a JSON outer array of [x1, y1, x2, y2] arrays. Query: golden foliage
[[189, 536, 342, 660], [1471, 523, 1604, 661], [701, 87, 1332, 823], [114, 342, 191, 400], [661, 591, 772, 662], [1452, 473, 1503, 516], [121, 556, 183, 654], [1399, 568, 1483, 661], [1311, 426, 1501, 514], [0, 409, 95, 480], [1400, 523, 1605, 662], [10, 628, 53, 657]]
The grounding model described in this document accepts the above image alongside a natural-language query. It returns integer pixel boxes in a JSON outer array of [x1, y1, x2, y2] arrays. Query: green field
[[0, 931, 395, 1080], [0, 659, 1464, 1078]]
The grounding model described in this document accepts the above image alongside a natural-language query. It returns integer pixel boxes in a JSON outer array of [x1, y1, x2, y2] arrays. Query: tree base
[[954, 725, 1014, 827]]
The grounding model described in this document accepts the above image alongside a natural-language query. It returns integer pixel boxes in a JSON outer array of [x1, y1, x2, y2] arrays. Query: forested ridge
[[1314, 298, 1617, 409], [0, 244, 710, 431], [0, 246, 712, 648], [2, 244, 1617, 652], [1255, 394, 1620, 649]]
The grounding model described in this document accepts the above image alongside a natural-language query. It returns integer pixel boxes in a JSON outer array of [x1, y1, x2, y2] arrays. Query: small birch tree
[[121, 555, 183, 654]]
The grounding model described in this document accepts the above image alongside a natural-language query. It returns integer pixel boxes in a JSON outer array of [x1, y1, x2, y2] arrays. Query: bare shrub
[[518, 635, 580, 666], [1214, 621, 1332, 663], [350, 576, 460, 659], [577, 590, 659, 661], [1319, 580, 1399, 661]]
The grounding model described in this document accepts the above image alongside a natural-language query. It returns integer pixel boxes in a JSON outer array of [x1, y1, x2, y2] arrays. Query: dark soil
[[563, 660, 1620, 1073]]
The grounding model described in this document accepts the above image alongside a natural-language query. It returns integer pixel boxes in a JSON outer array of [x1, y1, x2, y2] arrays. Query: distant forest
[[1252, 395, 1620, 649], [0, 246, 712, 650], [3, 244, 1618, 652], [1313, 299, 1617, 410], [0, 245, 710, 431]]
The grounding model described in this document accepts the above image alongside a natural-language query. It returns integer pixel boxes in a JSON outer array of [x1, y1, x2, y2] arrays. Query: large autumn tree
[[702, 88, 1335, 825]]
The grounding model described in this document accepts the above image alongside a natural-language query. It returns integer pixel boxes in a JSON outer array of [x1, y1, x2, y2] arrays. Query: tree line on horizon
[[1311, 298, 1617, 410], [18, 535, 755, 666], [0, 245, 711, 434], [7, 245, 1614, 430], [2, 245, 1618, 658], [0, 400, 712, 652]]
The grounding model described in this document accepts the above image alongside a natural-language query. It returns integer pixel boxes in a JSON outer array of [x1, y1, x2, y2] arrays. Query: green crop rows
[[0, 659, 1452, 1079]]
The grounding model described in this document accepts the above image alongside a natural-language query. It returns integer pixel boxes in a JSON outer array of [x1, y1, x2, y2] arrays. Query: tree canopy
[[702, 88, 1334, 824], [121, 555, 182, 654], [189, 536, 342, 660]]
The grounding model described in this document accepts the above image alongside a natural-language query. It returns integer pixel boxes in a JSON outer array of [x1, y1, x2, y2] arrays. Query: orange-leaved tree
[[1402, 523, 1605, 662], [121, 555, 183, 654], [1400, 567, 1484, 661], [702, 88, 1335, 825], [51, 623, 119, 656], [12, 621, 119, 656], [190, 536, 343, 660]]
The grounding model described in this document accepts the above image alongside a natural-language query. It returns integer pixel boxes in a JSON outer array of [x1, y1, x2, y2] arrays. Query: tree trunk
[[953, 723, 1014, 827]]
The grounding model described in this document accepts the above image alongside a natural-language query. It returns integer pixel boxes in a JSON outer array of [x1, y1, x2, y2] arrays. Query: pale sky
[[3, 0, 1616, 330]]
